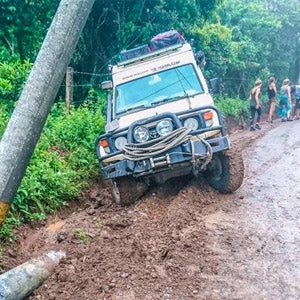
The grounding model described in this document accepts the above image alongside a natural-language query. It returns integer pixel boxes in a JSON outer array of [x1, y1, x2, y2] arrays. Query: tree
[[0, 0, 60, 61], [218, 0, 300, 90], [71, 0, 221, 77]]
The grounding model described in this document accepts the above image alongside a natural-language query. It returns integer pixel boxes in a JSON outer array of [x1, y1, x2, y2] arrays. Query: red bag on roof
[[150, 30, 185, 51]]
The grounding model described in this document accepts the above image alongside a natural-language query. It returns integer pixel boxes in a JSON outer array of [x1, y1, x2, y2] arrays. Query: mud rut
[[2, 120, 300, 300]]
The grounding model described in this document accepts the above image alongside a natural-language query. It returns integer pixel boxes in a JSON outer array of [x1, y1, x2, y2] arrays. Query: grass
[[215, 95, 269, 126], [72, 228, 90, 245], [0, 99, 105, 241]]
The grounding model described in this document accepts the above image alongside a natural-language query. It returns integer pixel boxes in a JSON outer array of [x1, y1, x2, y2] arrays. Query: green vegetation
[[0, 0, 300, 240], [1, 0, 298, 108], [215, 94, 269, 125], [0, 96, 105, 240], [1, 0, 300, 90], [72, 228, 90, 245], [215, 97, 250, 125]]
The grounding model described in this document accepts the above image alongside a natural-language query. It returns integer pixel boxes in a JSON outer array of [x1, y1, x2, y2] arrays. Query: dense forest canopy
[[0, 0, 300, 99]]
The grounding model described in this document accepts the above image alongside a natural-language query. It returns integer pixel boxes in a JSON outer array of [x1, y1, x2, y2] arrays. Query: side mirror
[[209, 78, 220, 94], [101, 80, 113, 90]]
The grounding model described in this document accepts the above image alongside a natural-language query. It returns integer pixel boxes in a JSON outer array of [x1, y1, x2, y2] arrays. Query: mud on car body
[[95, 31, 244, 205]]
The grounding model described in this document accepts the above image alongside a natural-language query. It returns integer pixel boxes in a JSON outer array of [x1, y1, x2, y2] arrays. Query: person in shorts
[[249, 79, 262, 131], [267, 77, 277, 123]]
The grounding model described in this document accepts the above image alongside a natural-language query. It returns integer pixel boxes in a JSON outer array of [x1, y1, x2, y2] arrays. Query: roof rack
[[117, 43, 184, 67]]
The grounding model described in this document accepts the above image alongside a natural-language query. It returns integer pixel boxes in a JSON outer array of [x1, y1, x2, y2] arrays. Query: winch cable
[[123, 127, 213, 168], [123, 128, 191, 160], [194, 135, 213, 169]]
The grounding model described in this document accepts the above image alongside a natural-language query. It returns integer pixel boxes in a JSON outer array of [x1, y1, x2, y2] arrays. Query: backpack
[[295, 86, 300, 100]]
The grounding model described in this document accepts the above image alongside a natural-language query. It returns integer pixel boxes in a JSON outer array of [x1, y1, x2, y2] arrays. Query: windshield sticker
[[151, 61, 180, 73], [121, 61, 181, 81]]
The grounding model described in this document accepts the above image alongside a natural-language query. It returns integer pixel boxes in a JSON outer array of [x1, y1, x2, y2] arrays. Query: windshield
[[115, 64, 204, 115]]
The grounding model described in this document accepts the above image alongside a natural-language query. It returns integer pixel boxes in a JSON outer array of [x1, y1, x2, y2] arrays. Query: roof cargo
[[150, 30, 184, 51], [120, 45, 150, 62]]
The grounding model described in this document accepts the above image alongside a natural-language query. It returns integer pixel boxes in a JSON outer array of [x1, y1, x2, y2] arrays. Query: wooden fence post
[[0, 0, 95, 228], [66, 66, 73, 114]]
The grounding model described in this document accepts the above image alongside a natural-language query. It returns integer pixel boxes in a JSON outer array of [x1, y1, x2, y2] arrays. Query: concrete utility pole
[[0, 0, 95, 227], [66, 66, 74, 114]]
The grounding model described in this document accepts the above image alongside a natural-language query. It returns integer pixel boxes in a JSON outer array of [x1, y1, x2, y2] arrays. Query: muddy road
[[2, 120, 300, 299], [195, 121, 300, 299]]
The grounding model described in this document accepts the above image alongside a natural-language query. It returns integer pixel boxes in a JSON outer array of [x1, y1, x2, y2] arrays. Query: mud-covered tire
[[205, 150, 244, 193], [109, 177, 148, 206]]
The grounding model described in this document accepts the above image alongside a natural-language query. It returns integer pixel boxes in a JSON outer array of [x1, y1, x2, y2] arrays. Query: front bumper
[[100, 135, 229, 179]]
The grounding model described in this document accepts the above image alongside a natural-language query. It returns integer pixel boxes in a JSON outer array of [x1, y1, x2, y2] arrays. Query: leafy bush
[[0, 100, 105, 241], [215, 96, 251, 124], [0, 102, 9, 136], [0, 60, 32, 106]]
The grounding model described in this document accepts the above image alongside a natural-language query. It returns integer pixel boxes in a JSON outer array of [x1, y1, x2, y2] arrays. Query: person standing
[[294, 85, 300, 119], [278, 79, 293, 121], [291, 85, 296, 118], [249, 79, 262, 131], [267, 77, 277, 122]]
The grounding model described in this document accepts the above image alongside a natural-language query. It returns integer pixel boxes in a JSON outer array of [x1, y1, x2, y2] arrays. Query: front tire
[[109, 176, 148, 206], [205, 151, 244, 193]]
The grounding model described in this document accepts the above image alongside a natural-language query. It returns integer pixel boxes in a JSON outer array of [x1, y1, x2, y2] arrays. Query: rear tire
[[205, 150, 244, 193], [109, 177, 148, 206]]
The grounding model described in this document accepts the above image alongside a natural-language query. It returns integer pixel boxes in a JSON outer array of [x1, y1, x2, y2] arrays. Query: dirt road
[[2, 120, 300, 299], [192, 120, 300, 299]]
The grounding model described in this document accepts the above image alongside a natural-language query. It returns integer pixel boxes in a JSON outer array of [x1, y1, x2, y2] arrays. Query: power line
[[72, 70, 110, 77], [61, 83, 100, 87]]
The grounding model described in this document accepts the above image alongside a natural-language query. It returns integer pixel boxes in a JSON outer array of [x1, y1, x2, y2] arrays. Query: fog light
[[184, 117, 198, 131], [115, 136, 127, 150]]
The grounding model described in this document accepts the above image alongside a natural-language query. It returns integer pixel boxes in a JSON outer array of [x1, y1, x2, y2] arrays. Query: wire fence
[[61, 67, 257, 110]]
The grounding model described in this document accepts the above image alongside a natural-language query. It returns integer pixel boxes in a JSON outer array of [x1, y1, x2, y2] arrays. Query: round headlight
[[156, 119, 173, 136], [115, 136, 127, 150], [184, 117, 199, 131], [134, 126, 150, 143]]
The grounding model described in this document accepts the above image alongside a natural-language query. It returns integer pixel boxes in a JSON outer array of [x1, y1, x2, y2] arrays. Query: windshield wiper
[[151, 92, 201, 106], [117, 104, 152, 115], [151, 95, 186, 106]]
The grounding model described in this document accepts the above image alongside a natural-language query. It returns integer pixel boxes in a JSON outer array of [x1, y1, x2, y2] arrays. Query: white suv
[[96, 36, 243, 205]]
